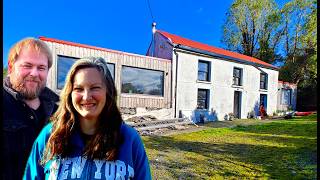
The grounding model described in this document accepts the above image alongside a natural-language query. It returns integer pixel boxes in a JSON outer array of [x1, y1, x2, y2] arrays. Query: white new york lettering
[[94, 160, 104, 179], [105, 161, 116, 180], [115, 160, 126, 180], [59, 159, 71, 180], [71, 157, 87, 179], [127, 164, 134, 178]]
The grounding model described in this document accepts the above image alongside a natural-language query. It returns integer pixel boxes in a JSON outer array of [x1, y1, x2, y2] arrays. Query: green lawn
[[142, 114, 317, 179]]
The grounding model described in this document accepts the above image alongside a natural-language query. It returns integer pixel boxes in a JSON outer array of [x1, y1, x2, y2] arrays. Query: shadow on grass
[[143, 114, 317, 179], [144, 114, 317, 179], [293, 114, 317, 121], [144, 135, 317, 179], [231, 119, 317, 138]]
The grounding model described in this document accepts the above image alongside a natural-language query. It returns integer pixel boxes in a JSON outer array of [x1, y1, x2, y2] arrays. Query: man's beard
[[11, 76, 46, 100]]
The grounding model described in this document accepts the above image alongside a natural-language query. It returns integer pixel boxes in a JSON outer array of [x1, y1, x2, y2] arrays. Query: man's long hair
[[41, 57, 123, 164]]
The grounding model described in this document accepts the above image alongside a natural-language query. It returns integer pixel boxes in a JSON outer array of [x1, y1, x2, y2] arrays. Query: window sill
[[231, 85, 243, 89], [259, 89, 268, 92], [196, 108, 209, 111], [280, 103, 292, 106], [121, 93, 164, 99], [196, 80, 211, 84]]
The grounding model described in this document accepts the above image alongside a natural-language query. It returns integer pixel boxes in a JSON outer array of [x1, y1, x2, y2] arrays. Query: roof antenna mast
[[151, 22, 157, 57], [147, 0, 157, 56]]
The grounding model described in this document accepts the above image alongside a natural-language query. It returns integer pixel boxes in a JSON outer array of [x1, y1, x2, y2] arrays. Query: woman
[[24, 57, 152, 180]]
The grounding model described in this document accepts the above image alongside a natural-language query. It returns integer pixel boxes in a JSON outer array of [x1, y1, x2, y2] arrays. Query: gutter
[[173, 48, 179, 118]]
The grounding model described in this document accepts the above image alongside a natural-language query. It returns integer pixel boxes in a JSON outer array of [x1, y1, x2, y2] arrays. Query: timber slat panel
[[45, 40, 172, 109]]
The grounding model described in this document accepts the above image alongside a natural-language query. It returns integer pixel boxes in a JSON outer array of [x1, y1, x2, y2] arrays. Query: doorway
[[234, 91, 242, 119], [260, 94, 267, 112]]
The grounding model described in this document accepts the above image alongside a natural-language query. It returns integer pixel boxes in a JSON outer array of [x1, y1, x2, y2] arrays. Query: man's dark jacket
[[2, 77, 59, 180]]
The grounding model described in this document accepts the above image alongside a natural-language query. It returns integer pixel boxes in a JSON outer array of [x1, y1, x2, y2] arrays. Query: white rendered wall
[[174, 51, 279, 122]]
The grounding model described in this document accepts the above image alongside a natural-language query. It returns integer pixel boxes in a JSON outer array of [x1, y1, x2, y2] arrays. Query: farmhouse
[[40, 30, 295, 122], [146, 30, 280, 122]]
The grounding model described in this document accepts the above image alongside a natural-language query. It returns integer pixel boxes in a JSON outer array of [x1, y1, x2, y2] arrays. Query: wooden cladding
[[44, 41, 172, 108]]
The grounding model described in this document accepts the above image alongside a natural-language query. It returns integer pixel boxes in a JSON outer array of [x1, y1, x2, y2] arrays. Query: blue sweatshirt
[[23, 123, 152, 180]]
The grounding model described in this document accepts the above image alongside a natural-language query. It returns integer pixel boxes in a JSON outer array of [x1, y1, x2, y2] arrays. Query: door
[[260, 94, 267, 112], [234, 91, 242, 119]]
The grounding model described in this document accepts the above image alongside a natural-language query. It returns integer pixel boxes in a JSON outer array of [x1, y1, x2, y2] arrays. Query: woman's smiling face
[[71, 67, 107, 123]]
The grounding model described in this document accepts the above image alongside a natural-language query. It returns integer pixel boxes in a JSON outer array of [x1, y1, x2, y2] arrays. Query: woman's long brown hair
[[41, 57, 123, 164]]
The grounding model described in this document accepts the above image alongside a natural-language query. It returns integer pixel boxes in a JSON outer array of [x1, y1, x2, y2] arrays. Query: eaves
[[173, 44, 279, 71]]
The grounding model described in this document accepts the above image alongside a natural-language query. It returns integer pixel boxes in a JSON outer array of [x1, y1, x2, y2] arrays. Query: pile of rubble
[[125, 115, 195, 136]]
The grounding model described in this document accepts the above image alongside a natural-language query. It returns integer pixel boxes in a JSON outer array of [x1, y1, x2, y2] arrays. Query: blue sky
[[3, 0, 288, 68]]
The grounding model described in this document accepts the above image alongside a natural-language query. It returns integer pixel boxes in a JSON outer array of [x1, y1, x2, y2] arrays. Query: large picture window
[[260, 73, 268, 90], [57, 55, 115, 89], [121, 66, 164, 96], [197, 89, 209, 109], [198, 60, 211, 81], [233, 67, 242, 86]]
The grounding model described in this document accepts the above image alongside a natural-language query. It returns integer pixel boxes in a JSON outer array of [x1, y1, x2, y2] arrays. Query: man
[[2, 38, 59, 179]]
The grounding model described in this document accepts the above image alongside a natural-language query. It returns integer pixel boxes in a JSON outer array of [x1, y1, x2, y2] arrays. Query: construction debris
[[124, 116, 196, 136]]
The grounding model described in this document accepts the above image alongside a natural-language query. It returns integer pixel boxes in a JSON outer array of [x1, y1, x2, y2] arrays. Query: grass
[[142, 114, 317, 179]]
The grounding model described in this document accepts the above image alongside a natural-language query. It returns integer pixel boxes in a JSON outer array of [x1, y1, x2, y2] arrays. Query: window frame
[[198, 60, 211, 82], [197, 89, 210, 110], [56, 55, 115, 90], [57, 55, 79, 90], [260, 73, 268, 90], [106, 63, 115, 80], [281, 88, 292, 105], [121, 65, 164, 97], [233, 67, 243, 86]]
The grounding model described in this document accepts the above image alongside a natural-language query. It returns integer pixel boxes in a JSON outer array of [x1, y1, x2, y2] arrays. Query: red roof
[[157, 30, 278, 69]]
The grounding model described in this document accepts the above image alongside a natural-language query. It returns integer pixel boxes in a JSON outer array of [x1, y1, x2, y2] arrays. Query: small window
[[233, 68, 242, 86], [281, 89, 292, 105], [121, 66, 164, 96], [57, 55, 115, 89], [197, 89, 209, 109], [198, 60, 211, 81], [260, 73, 268, 89]]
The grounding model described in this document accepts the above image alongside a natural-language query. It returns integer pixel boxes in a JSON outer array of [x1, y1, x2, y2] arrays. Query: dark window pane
[[233, 68, 242, 86], [197, 89, 209, 109], [281, 89, 292, 105], [121, 66, 164, 96], [198, 61, 210, 81], [57, 56, 78, 89], [234, 78, 240, 86], [57, 56, 115, 89], [260, 73, 267, 89], [198, 72, 207, 81], [234, 69, 240, 77], [260, 82, 264, 89], [107, 64, 115, 79], [198, 62, 208, 72]]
